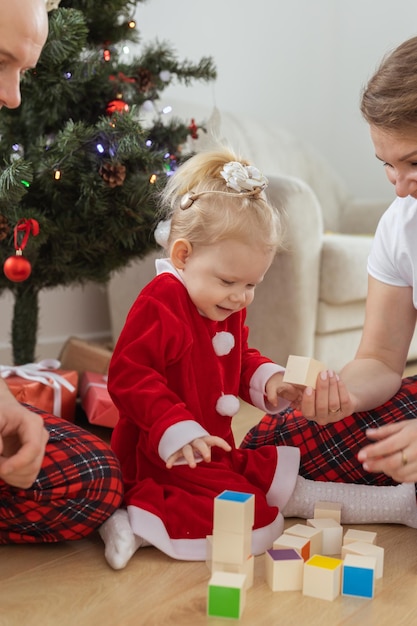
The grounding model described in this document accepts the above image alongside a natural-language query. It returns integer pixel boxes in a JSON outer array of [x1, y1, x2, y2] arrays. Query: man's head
[[0, 0, 48, 109]]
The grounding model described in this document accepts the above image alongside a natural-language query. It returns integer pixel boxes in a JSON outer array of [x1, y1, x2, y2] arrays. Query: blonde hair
[[156, 146, 284, 253], [361, 36, 417, 131]]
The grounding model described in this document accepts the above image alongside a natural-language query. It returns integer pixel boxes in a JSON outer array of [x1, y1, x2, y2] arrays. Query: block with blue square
[[342, 554, 377, 599], [213, 490, 255, 535]]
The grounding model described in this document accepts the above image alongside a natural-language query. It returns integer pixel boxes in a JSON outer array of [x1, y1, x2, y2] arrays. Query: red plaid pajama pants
[[241, 376, 417, 491], [0, 406, 123, 543]]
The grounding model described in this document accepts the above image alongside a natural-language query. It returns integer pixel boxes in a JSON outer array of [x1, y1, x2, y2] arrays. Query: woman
[[241, 36, 417, 523]]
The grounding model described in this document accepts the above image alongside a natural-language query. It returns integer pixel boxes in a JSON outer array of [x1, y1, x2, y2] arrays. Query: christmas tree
[[0, 0, 216, 365]]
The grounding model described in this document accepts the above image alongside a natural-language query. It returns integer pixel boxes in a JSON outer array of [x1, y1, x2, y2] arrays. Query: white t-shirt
[[368, 195, 417, 308]]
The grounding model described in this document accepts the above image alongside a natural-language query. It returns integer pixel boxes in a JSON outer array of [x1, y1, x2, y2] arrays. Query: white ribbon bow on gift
[[0, 359, 76, 418]]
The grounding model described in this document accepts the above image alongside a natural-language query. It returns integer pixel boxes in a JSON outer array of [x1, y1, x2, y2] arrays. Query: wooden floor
[[2, 364, 417, 626]]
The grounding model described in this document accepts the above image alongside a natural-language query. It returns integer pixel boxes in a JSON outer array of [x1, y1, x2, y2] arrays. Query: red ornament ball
[[106, 99, 129, 115], [3, 254, 32, 282]]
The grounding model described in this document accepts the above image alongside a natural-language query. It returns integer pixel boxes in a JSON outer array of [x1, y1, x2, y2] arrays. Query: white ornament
[[216, 394, 240, 417], [212, 332, 235, 356], [154, 219, 171, 249], [141, 100, 155, 113], [45, 0, 61, 11], [159, 70, 171, 83]]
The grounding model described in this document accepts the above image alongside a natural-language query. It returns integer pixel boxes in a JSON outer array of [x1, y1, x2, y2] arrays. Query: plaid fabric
[[0, 407, 123, 543], [241, 376, 417, 487]]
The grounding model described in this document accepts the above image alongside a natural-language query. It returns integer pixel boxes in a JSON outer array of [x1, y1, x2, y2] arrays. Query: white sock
[[98, 509, 150, 570], [283, 475, 417, 528]]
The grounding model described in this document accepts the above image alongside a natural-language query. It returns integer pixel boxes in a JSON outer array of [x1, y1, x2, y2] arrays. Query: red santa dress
[[108, 259, 300, 560]]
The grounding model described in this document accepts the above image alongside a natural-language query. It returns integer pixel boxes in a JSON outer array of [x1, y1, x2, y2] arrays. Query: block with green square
[[207, 571, 246, 619]]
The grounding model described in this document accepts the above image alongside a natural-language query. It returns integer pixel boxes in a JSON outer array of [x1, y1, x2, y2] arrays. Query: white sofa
[[106, 101, 417, 371]]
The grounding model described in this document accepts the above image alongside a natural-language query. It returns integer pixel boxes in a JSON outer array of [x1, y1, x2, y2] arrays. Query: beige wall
[[0, 283, 111, 364]]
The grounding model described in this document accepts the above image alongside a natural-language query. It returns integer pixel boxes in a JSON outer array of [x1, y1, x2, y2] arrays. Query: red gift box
[[0, 359, 78, 422], [80, 371, 119, 428]]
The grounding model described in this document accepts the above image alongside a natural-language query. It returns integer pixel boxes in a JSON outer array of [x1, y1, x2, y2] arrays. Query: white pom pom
[[216, 394, 240, 417], [212, 332, 235, 356], [154, 219, 171, 249]]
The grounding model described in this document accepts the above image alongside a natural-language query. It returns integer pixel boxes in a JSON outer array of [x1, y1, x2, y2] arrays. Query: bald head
[[0, 0, 48, 109]]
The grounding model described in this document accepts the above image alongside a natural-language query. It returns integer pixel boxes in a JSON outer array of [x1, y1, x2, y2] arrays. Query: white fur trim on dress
[[127, 505, 285, 561], [249, 362, 290, 413], [267, 445, 301, 511], [158, 420, 210, 464]]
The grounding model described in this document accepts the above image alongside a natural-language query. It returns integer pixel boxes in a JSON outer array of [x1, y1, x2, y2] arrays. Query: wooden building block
[[343, 528, 377, 546], [314, 501, 342, 524], [206, 534, 213, 570], [282, 355, 326, 388], [341, 541, 384, 579], [273, 533, 311, 561], [302, 555, 343, 601], [212, 555, 254, 589], [265, 548, 304, 591], [207, 571, 247, 619], [284, 523, 323, 556], [342, 554, 377, 599], [213, 490, 255, 535], [307, 518, 343, 555], [212, 528, 252, 565]]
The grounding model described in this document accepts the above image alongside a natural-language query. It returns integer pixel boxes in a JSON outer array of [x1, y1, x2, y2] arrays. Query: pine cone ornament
[[136, 67, 154, 93], [99, 163, 127, 188], [0, 215, 10, 241]]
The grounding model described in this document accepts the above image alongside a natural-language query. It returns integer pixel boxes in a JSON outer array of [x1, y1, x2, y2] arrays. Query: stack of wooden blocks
[[267, 500, 384, 601], [207, 490, 255, 619]]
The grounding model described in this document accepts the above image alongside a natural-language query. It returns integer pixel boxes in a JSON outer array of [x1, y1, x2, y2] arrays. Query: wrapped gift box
[[59, 336, 113, 376], [80, 371, 119, 428], [1, 360, 78, 422]]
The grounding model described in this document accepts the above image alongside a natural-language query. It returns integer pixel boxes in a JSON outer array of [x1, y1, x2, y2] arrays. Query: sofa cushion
[[319, 233, 372, 304], [316, 301, 366, 334]]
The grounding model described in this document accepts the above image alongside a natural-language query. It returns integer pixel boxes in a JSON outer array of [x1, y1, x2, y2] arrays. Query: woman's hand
[[166, 435, 232, 469], [357, 420, 417, 482], [299, 370, 356, 425]]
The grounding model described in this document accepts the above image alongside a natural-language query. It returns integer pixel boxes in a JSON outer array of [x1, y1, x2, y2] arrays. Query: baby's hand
[[265, 372, 303, 409], [166, 435, 232, 469]]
